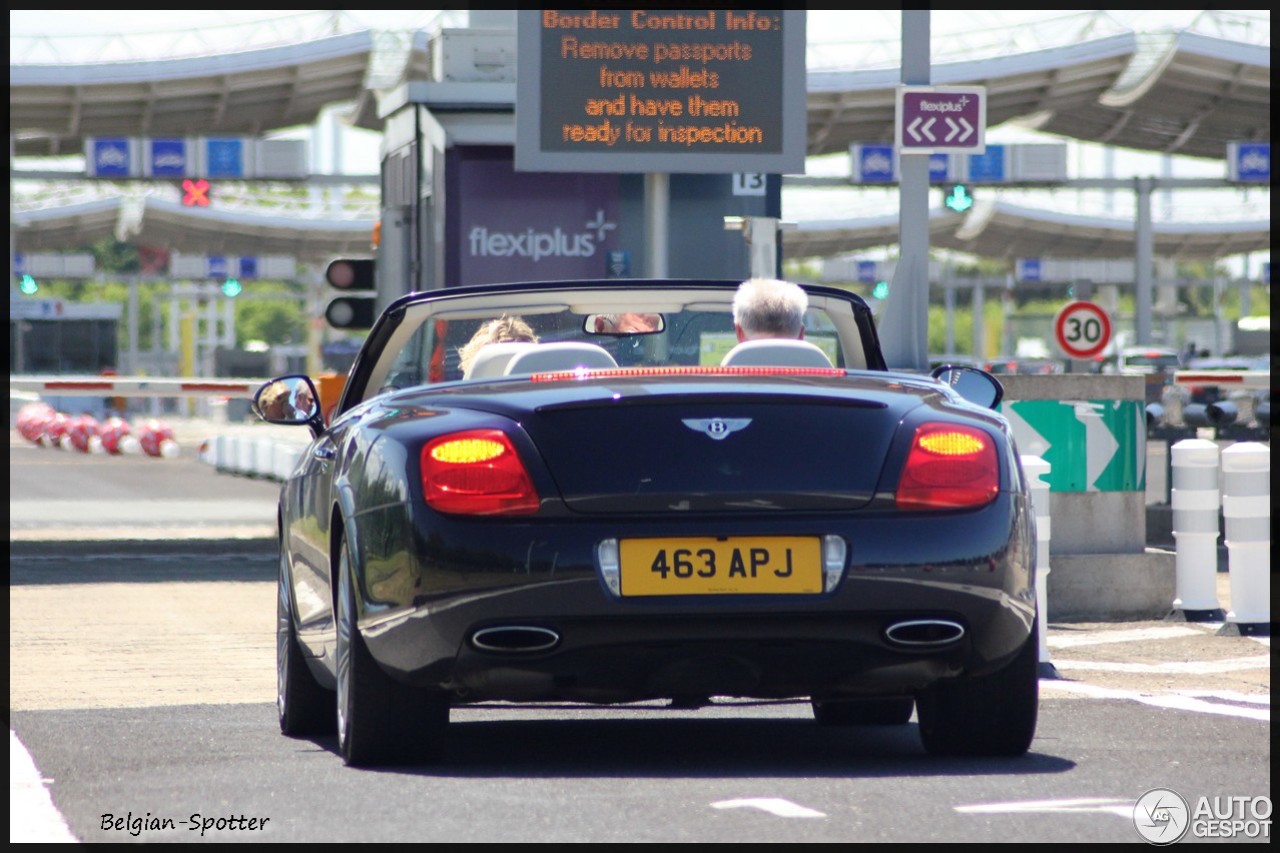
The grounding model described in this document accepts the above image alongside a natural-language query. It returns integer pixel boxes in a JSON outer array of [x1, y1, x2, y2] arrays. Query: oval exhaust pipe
[[471, 625, 560, 653], [884, 619, 965, 647]]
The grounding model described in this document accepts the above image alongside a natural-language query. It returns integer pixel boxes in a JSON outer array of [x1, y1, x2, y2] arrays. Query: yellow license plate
[[619, 536, 822, 596]]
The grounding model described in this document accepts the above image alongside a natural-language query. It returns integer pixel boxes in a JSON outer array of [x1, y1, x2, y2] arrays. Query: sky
[[9, 9, 1270, 261]]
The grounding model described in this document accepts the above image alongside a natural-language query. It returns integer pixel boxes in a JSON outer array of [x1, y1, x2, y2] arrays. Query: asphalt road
[[8, 423, 1272, 843]]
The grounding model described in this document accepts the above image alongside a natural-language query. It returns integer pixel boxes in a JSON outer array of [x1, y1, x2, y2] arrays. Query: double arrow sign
[[895, 85, 987, 154], [905, 116, 976, 145]]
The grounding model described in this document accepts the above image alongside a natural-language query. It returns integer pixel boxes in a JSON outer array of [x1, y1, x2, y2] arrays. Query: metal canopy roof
[[16, 195, 1266, 268], [782, 201, 1272, 262], [12, 198, 376, 265], [10, 32, 377, 157], [9, 15, 1270, 265], [11, 20, 1268, 161], [806, 30, 1271, 160]]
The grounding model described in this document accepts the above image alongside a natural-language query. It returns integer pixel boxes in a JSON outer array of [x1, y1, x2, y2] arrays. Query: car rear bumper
[[351, 494, 1036, 702]]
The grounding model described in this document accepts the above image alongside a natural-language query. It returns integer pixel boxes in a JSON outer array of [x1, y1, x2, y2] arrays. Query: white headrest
[[464, 342, 540, 380], [504, 342, 619, 376], [720, 338, 834, 368]]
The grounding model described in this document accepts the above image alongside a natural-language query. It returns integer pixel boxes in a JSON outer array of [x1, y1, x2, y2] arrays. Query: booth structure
[[999, 374, 1175, 618], [371, 12, 810, 307]]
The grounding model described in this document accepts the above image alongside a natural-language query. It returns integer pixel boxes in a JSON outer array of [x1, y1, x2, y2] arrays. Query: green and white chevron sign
[[1000, 399, 1146, 492]]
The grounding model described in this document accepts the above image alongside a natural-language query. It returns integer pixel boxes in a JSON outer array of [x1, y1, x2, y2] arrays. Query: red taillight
[[896, 423, 999, 510], [421, 429, 539, 515]]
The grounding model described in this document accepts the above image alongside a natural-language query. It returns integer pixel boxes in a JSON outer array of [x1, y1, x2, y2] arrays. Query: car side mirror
[[254, 375, 321, 425], [931, 364, 1004, 409]]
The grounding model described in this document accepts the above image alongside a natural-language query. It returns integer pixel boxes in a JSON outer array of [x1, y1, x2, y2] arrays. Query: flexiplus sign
[[1000, 399, 1146, 492]]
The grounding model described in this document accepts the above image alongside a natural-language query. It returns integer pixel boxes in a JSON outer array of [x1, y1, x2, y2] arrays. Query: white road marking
[[9, 730, 78, 843], [955, 797, 1134, 819], [1047, 626, 1204, 648], [1050, 655, 1271, 674], [711, 798, 826, 818], [1040, 680, 1270, 721]]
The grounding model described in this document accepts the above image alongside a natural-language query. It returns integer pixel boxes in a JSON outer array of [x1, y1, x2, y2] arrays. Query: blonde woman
[[457, 315, 539, 377]]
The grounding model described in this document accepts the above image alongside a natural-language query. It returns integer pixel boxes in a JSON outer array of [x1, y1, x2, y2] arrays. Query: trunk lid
[[444, 374, 937, 513]]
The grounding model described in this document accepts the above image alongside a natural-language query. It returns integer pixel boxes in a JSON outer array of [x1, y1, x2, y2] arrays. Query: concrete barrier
[[1000, 374, 1174, 619]]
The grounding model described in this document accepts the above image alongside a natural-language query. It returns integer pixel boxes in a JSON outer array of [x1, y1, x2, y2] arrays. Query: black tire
[[916, 620, 1039, 757], [812, 697, 914, 726], [277, 549, 337, 736], [335, 534, 448, 767]]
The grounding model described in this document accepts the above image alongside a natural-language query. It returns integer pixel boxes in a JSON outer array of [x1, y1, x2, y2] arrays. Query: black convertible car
[[256, 278, 1038, 766]]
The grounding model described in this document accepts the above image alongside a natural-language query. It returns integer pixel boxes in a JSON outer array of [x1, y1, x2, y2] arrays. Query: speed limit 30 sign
[[1053, 300, 1112, 359]]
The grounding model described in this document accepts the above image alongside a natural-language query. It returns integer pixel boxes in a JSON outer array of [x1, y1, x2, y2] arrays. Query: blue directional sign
[[1229, 142, 1270, 183], [13, 252, 25, 274], [967, 145, 1005, 182], [206, 138, 245, 178], [207, 256, 229, 278], [92, 138, 131, 177], [1017, 258, 1042, 282], [858, 145, 895, 183], [929, 153, 951, 182], [606, 250, 630, 278], [238, 256, 258, 279], [856, 260, 878, 283], [149, 138, 189, 177]]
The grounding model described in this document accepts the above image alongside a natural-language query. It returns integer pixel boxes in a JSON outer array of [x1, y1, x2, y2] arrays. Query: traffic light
[[182, 178, 212, 207], [943, 183, 975, 213], [19, 274, 39, 295], [221, 276, 242, 298], [872, 280, 889, 299], [324, 258, 377, 329]]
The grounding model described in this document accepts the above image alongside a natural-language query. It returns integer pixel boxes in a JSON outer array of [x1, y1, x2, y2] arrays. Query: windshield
[[379, 307, 844, 389], [352, 283, 872, 407]]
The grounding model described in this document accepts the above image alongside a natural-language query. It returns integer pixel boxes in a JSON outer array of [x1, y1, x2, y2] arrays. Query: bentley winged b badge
[[682, 418, 752, 441]]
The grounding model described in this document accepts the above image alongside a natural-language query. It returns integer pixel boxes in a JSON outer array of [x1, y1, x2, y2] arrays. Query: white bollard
[[252, 437, 276, 478], [273, 443, 304, 481], [233, 435, 254, 476], [1021, 454, 1054, 677], [1169, 438, 1225, 620], [1219, 442, 1270, 636]]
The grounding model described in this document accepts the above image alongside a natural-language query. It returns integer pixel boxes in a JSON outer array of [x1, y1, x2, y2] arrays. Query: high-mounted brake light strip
[[529, 366, 846, 382]]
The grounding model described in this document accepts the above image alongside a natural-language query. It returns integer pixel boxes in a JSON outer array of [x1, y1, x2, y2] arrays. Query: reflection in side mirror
[[930, 364, 1004, 409], [584, 312, 665, 335], [254, 375, 320, 425]]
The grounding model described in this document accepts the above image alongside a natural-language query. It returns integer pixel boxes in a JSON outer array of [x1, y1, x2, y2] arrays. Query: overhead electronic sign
[[515, 9, 806, 174]]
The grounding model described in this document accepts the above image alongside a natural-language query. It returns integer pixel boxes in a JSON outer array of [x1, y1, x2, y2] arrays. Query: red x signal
[[182, 179, 211, 207]]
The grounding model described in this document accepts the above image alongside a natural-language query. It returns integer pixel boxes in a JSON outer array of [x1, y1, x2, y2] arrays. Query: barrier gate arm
[[10, 376, 270, 398]]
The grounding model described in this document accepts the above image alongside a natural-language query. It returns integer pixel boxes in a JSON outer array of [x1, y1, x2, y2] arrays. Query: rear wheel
[[812, 697, 914, 726], [916, 620, 1039, 757], [335, 534, 448, 767], [277, 549, 336, 736]]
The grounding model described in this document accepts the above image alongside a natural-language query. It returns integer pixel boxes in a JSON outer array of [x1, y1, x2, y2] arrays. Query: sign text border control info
[[515, 9, 807, 174]]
